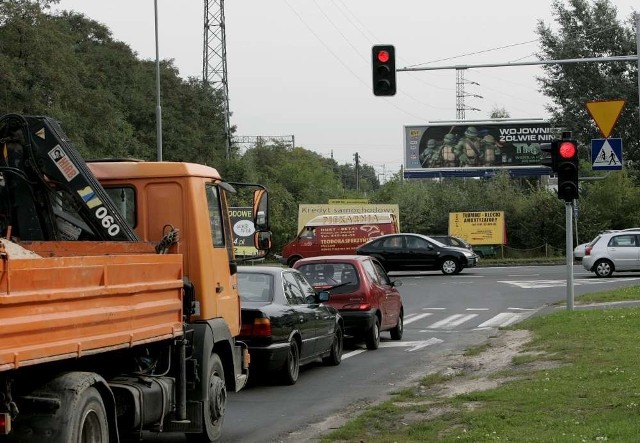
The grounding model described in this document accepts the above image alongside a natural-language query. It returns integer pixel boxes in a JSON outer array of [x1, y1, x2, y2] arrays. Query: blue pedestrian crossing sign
[[591, 138, 622, 170]]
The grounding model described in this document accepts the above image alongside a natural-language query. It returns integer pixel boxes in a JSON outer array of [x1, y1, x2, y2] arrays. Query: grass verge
[[321, 286, 640, 442]]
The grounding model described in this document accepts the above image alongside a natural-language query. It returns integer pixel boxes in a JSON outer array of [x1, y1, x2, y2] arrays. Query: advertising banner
[[449, 211, 506, 245], [297, 204, 400, 232], [229, 207, 258, 256], [405, 121, 554, 171]]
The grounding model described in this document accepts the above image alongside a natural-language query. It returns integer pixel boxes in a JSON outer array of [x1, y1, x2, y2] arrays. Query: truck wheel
[[365, 317, 381, 350], [188, 353, 226, 442], [322, 325, 343, 366], [287, 256, 301, 268], [68, 387, 109, 443], [280, 340, 300, 385], [390, 310, 403, 340]]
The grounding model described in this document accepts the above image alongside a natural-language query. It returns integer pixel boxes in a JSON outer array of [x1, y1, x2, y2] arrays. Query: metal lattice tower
[[455, 69, 481, 120], [203, 0, 231, 159]]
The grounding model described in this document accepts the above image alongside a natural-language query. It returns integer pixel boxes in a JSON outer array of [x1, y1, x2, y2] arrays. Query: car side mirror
[[317, 290, 330, 302], [391, 279, 402, 287]]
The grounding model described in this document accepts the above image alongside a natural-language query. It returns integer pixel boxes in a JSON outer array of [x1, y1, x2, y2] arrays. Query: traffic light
[[540, 142, 558, 172], [556, 139, 579, 202], [372, 45, 396, 96]]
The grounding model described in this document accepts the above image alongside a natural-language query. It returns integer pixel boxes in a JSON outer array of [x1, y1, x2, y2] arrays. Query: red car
[[294, 255, 403, 350]]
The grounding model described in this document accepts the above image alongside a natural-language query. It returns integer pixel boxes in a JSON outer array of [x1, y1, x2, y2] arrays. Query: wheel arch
[[191, 319, 241, 396]]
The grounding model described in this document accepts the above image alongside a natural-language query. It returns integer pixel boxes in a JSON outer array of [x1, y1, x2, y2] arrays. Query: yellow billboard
[[449, 211, 505, 245], [298, 204, 400, 232]]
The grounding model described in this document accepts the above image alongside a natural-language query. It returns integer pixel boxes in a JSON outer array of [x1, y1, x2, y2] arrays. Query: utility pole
[[354, 152, 360, 192]]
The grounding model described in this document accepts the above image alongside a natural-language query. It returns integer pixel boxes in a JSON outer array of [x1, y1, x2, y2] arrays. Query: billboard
[[229, 207, 258, 257], [448, 211, 506, 245], [297, 204, 400, 232], [404, 120, 555, 178]]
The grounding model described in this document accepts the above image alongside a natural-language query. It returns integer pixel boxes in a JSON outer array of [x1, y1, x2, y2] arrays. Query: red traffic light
[[377, 50, 390, 63], [558, 141, 577, 159]]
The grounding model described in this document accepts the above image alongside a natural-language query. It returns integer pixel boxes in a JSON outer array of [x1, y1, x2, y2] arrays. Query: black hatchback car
[[356, 233, 478, 274]]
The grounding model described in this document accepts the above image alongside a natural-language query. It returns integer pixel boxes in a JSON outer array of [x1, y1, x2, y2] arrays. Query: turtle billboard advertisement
[[404, 120, 554, 177]]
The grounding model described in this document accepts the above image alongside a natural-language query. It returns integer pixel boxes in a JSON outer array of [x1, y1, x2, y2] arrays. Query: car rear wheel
[[365, 317, 381, 350], [280, 340, 300, 385], [593, 259, 614, 278], [390, 310, 403, 340], [322, 326, 343, 366], [441, 258, 460, 275]]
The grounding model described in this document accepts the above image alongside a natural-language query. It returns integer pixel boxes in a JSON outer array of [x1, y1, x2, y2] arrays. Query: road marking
[[379, 338, 444, 352], [476, 312, 526, 328], [423, 307, 446, 310], [342, 349, 367, 359], [466, 308, 489, 311], [403, 313, 432, 325], [427, 313, 478, 329], [508, 307, 535, 311], [498, 278, 640, 289]]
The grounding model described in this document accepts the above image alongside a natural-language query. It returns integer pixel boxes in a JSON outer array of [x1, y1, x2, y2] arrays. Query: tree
[[536, 0, 639, 168], [490, 106, 511, 119]]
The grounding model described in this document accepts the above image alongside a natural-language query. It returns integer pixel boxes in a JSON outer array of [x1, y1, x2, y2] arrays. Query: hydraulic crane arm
[[0, 114, 139, 241]]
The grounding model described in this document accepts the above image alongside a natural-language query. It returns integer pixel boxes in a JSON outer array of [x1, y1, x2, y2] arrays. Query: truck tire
[[287, 256, 301, 268], [188, 353, 226, 442], [67, 387, 109, 443]]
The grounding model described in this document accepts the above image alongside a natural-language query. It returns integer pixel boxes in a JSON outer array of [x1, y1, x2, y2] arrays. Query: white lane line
[[427, 313, 478, 329], [342, 349, 367, 359], [466, 308, 489, 311], [379, 338, 444, 351], [403, 313, 432, 325], [476, 312, 526, 328], [508, 307, 536, 311], [423, 307, 447, 310]]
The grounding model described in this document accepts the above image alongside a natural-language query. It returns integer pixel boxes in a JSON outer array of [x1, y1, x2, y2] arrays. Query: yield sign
[[586, 99, 625, 138]]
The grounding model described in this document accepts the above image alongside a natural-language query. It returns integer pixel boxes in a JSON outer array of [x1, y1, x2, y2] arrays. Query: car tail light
[[0, 413, 11, 435], [585, 245, 592, 256], [240, 318, 271, 337], [342, 303, 371, 311]]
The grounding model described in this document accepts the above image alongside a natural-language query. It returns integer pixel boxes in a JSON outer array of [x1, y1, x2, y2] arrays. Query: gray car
[[582, 231, 640, 277]]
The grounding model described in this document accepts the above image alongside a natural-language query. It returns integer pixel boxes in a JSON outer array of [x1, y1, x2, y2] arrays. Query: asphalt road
[[148, 264, 640, 443]]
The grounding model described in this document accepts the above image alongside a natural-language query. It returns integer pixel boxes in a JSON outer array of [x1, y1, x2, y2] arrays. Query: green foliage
[[536, 0, 639, 168]]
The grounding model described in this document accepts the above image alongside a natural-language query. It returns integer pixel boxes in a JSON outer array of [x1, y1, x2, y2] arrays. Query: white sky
[[54, 0, 638, 181]]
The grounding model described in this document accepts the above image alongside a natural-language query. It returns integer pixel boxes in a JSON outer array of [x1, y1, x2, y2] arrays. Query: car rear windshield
[[237, 273, 274, 302], [297, 262, 360, 293]]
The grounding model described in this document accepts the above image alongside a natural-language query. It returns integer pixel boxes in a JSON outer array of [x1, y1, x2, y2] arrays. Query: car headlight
[[464, 251, 474, 258]]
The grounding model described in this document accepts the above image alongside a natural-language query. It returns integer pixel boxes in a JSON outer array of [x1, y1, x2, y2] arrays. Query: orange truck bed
[[0, 242, 184, 371]]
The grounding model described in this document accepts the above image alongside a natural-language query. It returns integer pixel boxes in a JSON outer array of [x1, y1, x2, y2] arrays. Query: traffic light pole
[[566, 201, 575, 310]]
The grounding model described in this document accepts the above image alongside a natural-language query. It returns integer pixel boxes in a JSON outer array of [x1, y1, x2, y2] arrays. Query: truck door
[[204, 183, 241, 330]]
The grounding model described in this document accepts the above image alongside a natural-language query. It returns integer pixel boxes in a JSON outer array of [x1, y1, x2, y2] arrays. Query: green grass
[[321, 286, 640, 442]]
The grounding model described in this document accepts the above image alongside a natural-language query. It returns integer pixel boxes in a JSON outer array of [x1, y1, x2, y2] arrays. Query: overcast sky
[[54, 1, 637, 181]]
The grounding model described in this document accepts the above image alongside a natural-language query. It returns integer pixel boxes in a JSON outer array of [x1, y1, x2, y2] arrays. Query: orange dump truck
[[0, 114, 271, 442]]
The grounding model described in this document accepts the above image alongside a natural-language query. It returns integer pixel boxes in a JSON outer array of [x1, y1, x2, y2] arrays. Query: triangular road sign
[[586, 99, 625, 138]]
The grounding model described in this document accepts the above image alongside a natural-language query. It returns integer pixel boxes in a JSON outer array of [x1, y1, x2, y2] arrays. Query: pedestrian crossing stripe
[[591, 138, 622, 171]]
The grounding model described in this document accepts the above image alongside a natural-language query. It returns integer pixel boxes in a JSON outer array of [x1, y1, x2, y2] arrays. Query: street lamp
[[154, 0, 163, 161]]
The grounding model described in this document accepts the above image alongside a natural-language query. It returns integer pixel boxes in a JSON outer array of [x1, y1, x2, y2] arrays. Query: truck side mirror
[[253, 189, 269, 231], [254, 231, 272, 251]]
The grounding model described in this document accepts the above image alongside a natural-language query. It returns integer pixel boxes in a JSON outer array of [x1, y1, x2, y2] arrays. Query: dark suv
[[429, 235, 473, 251]]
